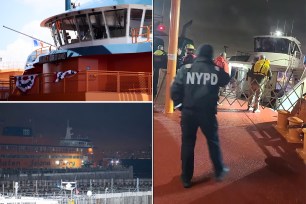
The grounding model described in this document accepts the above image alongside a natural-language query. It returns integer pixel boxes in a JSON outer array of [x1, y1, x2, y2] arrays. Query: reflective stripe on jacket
[[154, 50, 166, 56]]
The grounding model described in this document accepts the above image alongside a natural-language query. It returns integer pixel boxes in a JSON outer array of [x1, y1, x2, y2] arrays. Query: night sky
[[154, 0, 306, 56], [0, 103, 152, 151]]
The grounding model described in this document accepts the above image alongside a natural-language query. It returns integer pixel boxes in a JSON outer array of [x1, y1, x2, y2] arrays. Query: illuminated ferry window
[[89, 12, 107, 39], [105, 9, 127, 38], [61, 17, 79, 44], [142, 10, 152, 35], [130, 9, 143, 36], [76, 14, 92, 41]]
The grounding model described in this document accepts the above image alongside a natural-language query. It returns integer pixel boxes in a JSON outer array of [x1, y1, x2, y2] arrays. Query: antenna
[[276, 20, 279, 30], [290, 20, 294, 36], [162, 0, 165, 16], [3, 25, 55, 47], [65, 120, 73, 139], [283, 20, 287, 35]]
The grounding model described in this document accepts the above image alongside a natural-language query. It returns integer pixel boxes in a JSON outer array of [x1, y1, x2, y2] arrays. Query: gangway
[[275, 71, 306, 111]]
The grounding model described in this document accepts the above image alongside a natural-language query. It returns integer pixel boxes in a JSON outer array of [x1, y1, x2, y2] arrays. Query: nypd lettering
[[186, 72, 218, 85]]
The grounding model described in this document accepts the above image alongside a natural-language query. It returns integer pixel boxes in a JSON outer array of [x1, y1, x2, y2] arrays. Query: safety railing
[[131, 26, 152, 43], [9, 70, 152, 97], [0, 178, 152, 195], [219, 68, 306, 111], [34, 46, 54, 58], [0, 81, 10, 100], [0, 62, 24, 69]]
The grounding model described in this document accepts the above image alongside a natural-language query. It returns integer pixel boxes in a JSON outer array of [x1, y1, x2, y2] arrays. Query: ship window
[[105, 9, 127, 38], [55, 20, 67, 46], [89, 12, 107, 39], [50, 22, 61, 47], [254, 37, 290, 54], [61, 17, 79, 44], [290, 41, 300, 58], [129, 9, 143, 36], [76, 14, 92, 41], [142, 10, 152, 35]]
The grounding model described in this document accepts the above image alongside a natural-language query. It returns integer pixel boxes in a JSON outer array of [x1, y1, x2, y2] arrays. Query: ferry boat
[[0, 121, 93, 169], [7, 0, 152, 101]]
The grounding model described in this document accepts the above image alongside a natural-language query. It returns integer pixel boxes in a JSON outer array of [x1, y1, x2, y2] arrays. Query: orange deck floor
[[154, 102, 306, 204]]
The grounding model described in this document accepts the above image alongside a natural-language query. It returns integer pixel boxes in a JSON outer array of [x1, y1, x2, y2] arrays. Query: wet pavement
[[154, 102, 306, 204]]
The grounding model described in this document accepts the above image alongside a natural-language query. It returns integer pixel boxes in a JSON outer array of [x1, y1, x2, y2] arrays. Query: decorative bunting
[[55, 70, 78, 82], [15, 75, 37, 93]]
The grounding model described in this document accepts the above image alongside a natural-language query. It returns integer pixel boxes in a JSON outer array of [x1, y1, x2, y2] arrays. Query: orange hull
[[8, 53, 152, 101]]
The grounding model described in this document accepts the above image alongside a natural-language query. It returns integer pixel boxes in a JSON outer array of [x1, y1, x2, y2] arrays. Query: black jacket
[[171, 57, 230, 114], [153, 50, 168, 70]]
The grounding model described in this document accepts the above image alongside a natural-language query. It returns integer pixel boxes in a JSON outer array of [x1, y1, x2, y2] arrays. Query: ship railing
[[9, 70, 152, 96], [0, 81, 10, 100], [34, 45, 55, 58], [0, 61, 24, 69], [131, 26, 152, 43]]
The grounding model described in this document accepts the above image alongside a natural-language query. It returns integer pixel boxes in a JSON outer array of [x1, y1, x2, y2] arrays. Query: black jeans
[[180, 109, 224, 181], [153, 67, 160, 97]]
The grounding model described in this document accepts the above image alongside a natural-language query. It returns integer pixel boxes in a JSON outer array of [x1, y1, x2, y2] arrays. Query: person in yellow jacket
[[247, 55, 272, 113], [153, 45, 168, 98]]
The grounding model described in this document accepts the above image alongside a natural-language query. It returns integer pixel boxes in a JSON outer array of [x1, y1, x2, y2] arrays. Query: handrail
[[131, 26, 151, 43], [0, 81, 10, 100], [9, 70, 152, 97], [34, 46, 55, 58]]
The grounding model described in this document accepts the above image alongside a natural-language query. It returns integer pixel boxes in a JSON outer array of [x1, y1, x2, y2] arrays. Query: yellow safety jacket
[[154, 50, 166, 56], [253, 59, 270, 76]]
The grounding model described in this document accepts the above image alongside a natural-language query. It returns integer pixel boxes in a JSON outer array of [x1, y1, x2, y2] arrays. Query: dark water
[[121, 159, 152, 178]]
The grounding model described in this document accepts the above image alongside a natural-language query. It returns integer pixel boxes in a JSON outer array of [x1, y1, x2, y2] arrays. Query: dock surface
[[154, 102, 306, 204]]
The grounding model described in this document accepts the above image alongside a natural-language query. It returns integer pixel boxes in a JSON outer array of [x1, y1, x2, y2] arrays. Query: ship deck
[[154, 102, 306, 204]]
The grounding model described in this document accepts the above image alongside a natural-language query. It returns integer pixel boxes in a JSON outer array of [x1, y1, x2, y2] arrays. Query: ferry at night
[[5, 0, 152, 101], [0, 120, 152, 203], [0, 121, 93, 170]]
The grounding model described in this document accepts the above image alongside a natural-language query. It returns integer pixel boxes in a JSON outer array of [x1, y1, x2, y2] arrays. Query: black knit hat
[[196, 44, 214, 59]]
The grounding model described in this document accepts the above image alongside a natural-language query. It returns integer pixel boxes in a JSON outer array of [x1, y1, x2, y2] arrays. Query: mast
[[65, 120, 73, 140], [65, 0, 71, 11]]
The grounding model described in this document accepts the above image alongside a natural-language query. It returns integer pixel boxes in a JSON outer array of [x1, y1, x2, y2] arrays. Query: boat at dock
[[222, 31, 306, 110]]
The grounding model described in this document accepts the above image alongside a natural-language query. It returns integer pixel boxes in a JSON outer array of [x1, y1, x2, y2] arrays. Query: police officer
[[171, 44, 230, 188], [178, 44, 196, 69], [153, 45, 168, 98]]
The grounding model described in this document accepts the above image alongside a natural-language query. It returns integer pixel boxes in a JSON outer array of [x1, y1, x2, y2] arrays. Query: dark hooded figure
[[171, 44, 230, 188]]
